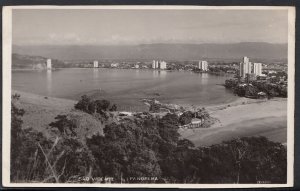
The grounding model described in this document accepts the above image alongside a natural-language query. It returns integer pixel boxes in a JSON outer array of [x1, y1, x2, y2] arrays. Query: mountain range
[[12, 42, 287, 62]]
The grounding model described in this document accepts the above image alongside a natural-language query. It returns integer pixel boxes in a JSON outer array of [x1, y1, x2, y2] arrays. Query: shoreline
[[180, 97, 287, 146], [12, 90, 287, 146], [12, 67, 234, 75]]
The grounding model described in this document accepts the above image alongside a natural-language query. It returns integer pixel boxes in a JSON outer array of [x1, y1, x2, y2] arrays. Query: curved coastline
[[12, 90, 287, 146], [180, 97, 287, 146]]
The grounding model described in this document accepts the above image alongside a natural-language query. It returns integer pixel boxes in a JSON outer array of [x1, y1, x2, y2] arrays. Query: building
[[190, 118, 203, 128], [199, 61, 208, 71], [253, 63, 262, 76], [119, 111, 133, 117], [155, 61, 159, 68], [111, 63, 119, 68], [180, 118, 203, 129], [240, 62, 252, 78], [239, 57, 264, 79], [239, 56, 252, 78], [257, 92, 267, 99], [93, 60, 99, 68], [46, 59, 52, 70], [159, 61, 167, 69], [152, 60, 167, 69], [152, 60, 156, 69], [243, 56, 249, 63]]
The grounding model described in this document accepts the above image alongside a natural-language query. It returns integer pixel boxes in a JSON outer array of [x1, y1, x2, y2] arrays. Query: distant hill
[[12, 54, 47, 69], [12, 53, 66, 69], [13, 42, 287, 62]]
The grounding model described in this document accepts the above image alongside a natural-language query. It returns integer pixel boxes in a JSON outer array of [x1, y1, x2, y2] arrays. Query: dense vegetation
[[225, 79, 287, 98], [179, 108, 210, 126], [208, 66, 238, 73], [11, 95, 287, 183], [75, 95, 117, 114]]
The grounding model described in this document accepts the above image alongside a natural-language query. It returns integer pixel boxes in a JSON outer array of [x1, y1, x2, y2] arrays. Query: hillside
[[13, 42, 287, 62], [12, 54, 47, 69], [12, 90, 104, 141], [12, 53, 66, 69]]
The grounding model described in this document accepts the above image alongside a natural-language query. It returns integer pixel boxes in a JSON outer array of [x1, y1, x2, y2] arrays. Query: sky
[[12, 8, 288, 45]]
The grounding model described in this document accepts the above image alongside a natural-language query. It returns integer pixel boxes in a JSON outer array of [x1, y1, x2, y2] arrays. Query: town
[[41, 55, 288, 104], [38, 55, 288, 77], [224, 56, 288, 99]]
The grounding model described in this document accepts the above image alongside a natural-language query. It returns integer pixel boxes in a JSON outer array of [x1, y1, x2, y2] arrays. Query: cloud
[[49, 33, 81, 43]]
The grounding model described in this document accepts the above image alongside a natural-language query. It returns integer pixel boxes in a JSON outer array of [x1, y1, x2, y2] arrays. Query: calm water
[[12, 68, 237, 109]]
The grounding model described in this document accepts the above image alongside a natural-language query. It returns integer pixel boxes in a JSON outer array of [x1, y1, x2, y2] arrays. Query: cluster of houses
[[113, 97, 208, 129], [117, 109, 205, 129]]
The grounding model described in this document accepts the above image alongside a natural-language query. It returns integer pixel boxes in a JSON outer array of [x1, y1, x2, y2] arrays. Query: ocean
[[12, 68, 237, 111]]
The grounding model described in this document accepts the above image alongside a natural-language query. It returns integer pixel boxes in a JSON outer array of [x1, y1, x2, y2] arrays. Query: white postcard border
[[2, 5, 295, 188]]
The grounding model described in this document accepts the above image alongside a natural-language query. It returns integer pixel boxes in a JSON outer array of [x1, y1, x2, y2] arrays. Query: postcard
[[2, 5, 295, 188]]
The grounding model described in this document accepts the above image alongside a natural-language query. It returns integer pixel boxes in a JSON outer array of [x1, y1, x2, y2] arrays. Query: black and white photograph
[[2, 6, 295, 188]]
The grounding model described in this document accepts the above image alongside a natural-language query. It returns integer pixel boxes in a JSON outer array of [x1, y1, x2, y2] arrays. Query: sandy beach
[[180, 97, 287, 146]]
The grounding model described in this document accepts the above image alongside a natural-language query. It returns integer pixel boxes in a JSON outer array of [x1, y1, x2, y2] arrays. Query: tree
[[173, 139, 198, 183], [11, 128, 52, 182], [158, 113, 180, 144], [179, 111, 193, 125], [225, 79, 238, 89], [75, 95, 117, 115], [277, 85, 287, 97], [53, 137, 96, 182], [48, 113, 97, 182], [94, 100, 110, 113], [11, 94, 25, 151], [87, 119, 162, 183], [203, 137, 287, 184], [149, 103, 160, 112], [245, 85, 259, 98], [126, 149, 161, 183], [110, 104, 117, 111], [74, 95, 91, 113], [224, 138, 249, 183], [238, 136, 287, 183], [11, 94, 25, 181], [196, 108, 210, 122], [11, 94, 57, 182], [49, 115, 77, 137], [234, 85, 246, 97]]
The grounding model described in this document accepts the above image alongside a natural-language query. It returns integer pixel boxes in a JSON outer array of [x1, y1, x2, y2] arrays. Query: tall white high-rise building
[[155, 61, 159, 68], [159, 61, 167, 69], [152, 60, 156, 69], [239, 56, 252, 78], [239, 62, 252, 78], [93, 60, 99, 68], [198, 61, 208, 71], [239, 57, 263, 79], [153, 60, 167, 69], [46, 59, 52, 70], [243, 56, 250, 64], [253, 63, 262, 76]]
